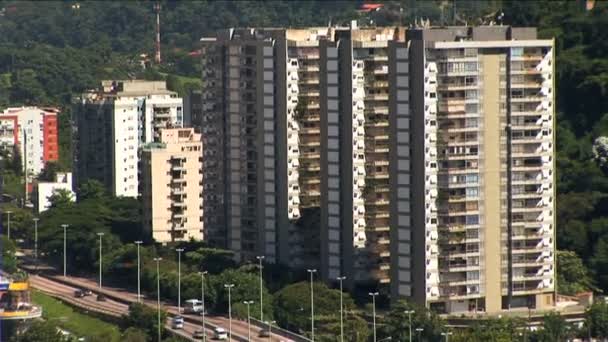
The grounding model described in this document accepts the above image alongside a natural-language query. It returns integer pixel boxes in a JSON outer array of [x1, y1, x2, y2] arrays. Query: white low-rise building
[[34, 172, 76, 213]]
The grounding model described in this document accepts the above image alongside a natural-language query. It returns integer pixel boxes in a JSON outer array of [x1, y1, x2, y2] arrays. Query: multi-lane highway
[[25, 265, 299, 342]]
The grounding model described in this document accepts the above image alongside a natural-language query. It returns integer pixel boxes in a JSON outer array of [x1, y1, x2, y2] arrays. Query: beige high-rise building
[[392, 26, 556, 314], [141, 128, 203, 243]]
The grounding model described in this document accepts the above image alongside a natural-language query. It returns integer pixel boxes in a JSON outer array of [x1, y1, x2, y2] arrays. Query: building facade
[[391, 26, 555, 313], [141, 128, 203, 242], [198, 28, 337, 265], [0, 107, 59, 179], [197, 25, 556, 314], [73, 80, 183, 197]]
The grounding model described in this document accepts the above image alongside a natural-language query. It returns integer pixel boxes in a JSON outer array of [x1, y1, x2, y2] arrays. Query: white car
[[214, 327, 228, 340], [172, 316, 184, 329]]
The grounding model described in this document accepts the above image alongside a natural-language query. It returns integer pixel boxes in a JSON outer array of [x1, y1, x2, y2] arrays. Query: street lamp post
[[243, 300, 254, 341], [61, 224, 68, 277], [33, 217, 39, 269], [200, 271, 208, 342], [369, 292, 379, 342], [256, 255, 265, 321], [266, 320, 276, 342], [134, 241, 143, 302], [5, 210, 12, 240], [154, 257, 163, 342], [224, 283, 235, 341], [176, 248, 184, 313], [337, 276, 346, 342], [307, 269, 317, 341], [441, 331, 453, 342], [404, 310, 415, 342], [97, 232, 104, 288], [415, 328, 424, 341]]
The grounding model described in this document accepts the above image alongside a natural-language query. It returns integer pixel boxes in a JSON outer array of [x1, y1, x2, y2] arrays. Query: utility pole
[[97, 232, 104, 288], [33, 218, 39, 271], [5, 211, 12, 240], [337, 276, 346, 342], [23, 129, 28, 205], [176, 248, 184, 313], [257, 255, 265, 321], [369, 292, 379, 342], [154, 1, 161, 64], [135, 241, 143, 302], [307, 269, 317, 341], [62, 224, 68, 277], [154, 257, 163, 342]]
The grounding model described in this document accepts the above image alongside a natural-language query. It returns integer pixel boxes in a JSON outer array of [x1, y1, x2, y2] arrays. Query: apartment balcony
[[510, 55, 544, 62], [512, 258, 552, 268], [171, 177, 186, 184], [364, 106, 389, 115], [366, 212, 389, 219], [511, 82, 543, 90], [365, 93, 389, 101], [439, 261, 480, 273], [299, 139, 320, 147], [172, 212, 186, 219], [368, 80, 389, 88], [437, 83, 478, 91], [366, 171, 389, 180], [153, 109, 172, 118], [510, 68, 543, 75], [438, 225, 468, 233], [511, 281, 545, 294], [438, 285, 480, 299], [300, 114, 320, 122], [443, 153, 479, 161], [440, 278, 480, 287], [511, 95, 545, 103], [365, 197, 390, 206], [440, 125, 479, 133], [300, 90, 321, 97], [299, 77, 320, 85], [365, 143, 390, 154], [300, 65, 320, 72], [372, 66, 389, 75], [300, 127, 321, 135], [365, 119, 389, 128]]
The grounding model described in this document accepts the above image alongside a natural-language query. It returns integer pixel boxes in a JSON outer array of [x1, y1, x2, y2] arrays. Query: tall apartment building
[[0, 107, 59, 179], [320, 26, 408, 288], [390, 26, 555, 313], [198, 28, 333, 265], [141, 128, 203, 242], [73, 80, 183, 197], [198, 25, 556, 314]]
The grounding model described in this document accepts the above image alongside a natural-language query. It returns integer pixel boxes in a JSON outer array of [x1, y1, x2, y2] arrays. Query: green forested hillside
[[1, 0, 608, 293]]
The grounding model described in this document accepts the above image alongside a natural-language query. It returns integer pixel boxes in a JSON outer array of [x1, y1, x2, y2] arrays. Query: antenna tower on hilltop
[[154, 1, 161, 64]]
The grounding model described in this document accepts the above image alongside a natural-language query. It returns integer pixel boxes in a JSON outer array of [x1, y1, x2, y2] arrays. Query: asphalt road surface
[[27, 270, 295, 342]]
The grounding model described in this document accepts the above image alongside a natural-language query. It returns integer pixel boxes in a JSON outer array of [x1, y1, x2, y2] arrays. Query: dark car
[[82, 289, 93, 296], [259, 329, 270, 338], [74, 290, 85, 298], [96, 294, 107, 302]]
